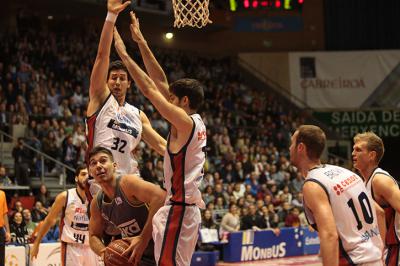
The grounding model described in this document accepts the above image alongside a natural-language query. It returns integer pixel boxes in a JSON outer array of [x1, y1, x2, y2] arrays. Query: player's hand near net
[[129, 11, 146, 44], [107, 0, 131, 15]]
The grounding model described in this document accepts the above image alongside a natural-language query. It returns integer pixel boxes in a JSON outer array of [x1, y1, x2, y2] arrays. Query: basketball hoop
[[172, 0, 212, 28]]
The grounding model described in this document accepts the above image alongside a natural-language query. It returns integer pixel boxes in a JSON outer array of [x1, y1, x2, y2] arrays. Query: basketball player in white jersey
[[85, 0, 167, 201], [290, 125, 383, 266], [30, 165, 101, 266], [353, 132, 400, 266], [113, 28, 206, 266]]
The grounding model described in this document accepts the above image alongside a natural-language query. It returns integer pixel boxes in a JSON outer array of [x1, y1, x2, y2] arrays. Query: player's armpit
[[140, 112, 166, 156], [303, 181, 338, 266]]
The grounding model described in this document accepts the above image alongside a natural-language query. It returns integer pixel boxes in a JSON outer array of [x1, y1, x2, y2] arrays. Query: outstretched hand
[[108, 0, 131, 15], [129, 11, 145, 43], [113, 27, 127, 57]]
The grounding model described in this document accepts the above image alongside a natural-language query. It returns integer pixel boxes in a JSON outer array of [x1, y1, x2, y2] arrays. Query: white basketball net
[[172, 0, 212, 28]]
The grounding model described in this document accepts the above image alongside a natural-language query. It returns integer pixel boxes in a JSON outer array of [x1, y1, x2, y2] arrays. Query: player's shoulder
[[55, 191, 68, 203]]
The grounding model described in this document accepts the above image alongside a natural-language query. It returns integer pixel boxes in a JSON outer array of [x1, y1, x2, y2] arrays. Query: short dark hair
[[75, 164, 87, 177], [88, 146, 114, 162], [296, 125, 326, 160], [107, 60, 131, 81], [169, 78, 204, 111]]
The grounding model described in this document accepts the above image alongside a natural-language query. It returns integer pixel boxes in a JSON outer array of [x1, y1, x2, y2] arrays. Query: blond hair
[[353, 132, 384, 164]]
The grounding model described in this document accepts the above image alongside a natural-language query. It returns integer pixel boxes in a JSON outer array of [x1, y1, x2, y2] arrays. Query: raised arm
[[31, 191, 66, 260], [88, 0, 131, 116], [303, 181, 338, 266], [120, 174, 166, 263], [129, 11, 169, 98], [113, 28, 193, 133], [89, 198, 107, 259]]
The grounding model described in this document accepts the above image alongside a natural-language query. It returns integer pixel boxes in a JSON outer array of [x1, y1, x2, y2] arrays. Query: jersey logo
[[118, 219, 141, 237], [333, 175, 360, 195], [107, 119, 139, 138], [197, 131, 206, 141], [115, 197, 123, 205]]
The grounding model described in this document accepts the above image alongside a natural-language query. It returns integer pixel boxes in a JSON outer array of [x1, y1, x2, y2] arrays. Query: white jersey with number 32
[[304, 164, 383, 264], [86, 94, 142, 175]]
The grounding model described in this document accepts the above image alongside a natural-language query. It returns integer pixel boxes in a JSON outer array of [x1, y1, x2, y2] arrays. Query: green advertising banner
[[313, 110, 400, 138]]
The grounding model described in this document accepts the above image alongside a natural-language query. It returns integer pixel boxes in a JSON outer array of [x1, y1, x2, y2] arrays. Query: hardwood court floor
[[217, 255, 322, 266]]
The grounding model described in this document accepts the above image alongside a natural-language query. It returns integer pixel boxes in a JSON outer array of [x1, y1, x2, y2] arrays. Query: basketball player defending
[[30, 165, 101, 266], [113, 28, 206, 266], [88, 146, 166, 265], [290, 125, 383, 266], [86, 0, 167, 201], [353, 132, 400, 266]]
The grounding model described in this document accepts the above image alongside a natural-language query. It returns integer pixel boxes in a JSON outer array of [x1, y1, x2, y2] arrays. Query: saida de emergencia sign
[[313, 109, 400, 138]]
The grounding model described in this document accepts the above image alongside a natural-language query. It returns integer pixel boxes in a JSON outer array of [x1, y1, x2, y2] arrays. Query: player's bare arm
[[113, 28, 193, 133], [374, 201, 386, 250], [120, 174, 166, 263], [129, 11, 169, 98], [31, 191, 67, 260], [87, 0, 131, 116], [373, 174, 400, 213], [89, 198, 107, 259], [303, 181, 339, 266], [140, 111, 166, 156]]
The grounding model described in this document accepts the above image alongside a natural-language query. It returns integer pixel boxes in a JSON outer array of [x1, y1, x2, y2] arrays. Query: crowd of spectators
[[0, 21, 333, 247]]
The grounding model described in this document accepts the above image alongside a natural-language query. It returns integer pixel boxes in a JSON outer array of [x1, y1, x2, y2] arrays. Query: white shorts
[[62, 242, 103, 266], [153, 204, 201, 266]]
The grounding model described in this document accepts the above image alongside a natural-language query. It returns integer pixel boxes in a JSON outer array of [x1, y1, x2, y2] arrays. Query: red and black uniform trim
[[158, 118, 195, 266]]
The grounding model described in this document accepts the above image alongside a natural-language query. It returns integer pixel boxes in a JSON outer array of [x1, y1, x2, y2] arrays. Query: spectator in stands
[[201, 210, 217, 230], [291, 192, 303, 209], [42, 131, 59, 173], [290, 171, 303, 193], [244, 172, 260, 197], [35, 184, 51, 209], [232, 182, 244, 200], [31, 201, 48, 222], [62, 135, 78, 183], [141, 160, 157, 184], [261, 205, 279, 229], [0, 101, 11, 136], [279, 185, 293, 203], [214, 183, 229, 205], [12, 138, 32, 186], [203, 185, 215, 205], [240, 204, 265, 231], [220, 203, 240, 241], [284, 207, 300, 227], [22, 208, 36, 242], [24, 120, 41, 150], [221, 163, 239, 183], [10, 212, 28, 244], [0, 166, 12, 186], [11, 200, 24, 217], [277, 202, 292, 227]]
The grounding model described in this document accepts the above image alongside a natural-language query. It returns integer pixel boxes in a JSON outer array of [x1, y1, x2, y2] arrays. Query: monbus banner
[[289, 50, 400, 108], [313, 110, 400, 138]]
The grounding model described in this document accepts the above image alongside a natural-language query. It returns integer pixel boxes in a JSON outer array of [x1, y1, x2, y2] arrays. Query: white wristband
[[106, 12, 118, 23]]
